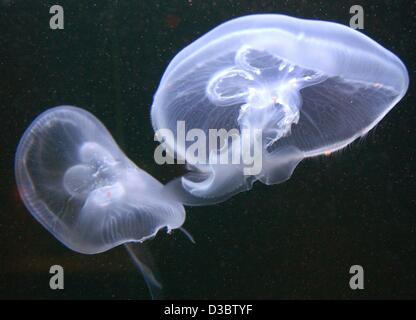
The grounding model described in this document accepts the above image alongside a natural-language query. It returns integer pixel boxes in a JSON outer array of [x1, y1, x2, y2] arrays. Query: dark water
[[0, 0, 415, 299]]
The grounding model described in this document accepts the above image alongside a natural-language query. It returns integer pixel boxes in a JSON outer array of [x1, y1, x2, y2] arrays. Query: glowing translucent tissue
[[15, 106, 185, 254], [14, 16, 409, 295], [151, 14, 409, 204]]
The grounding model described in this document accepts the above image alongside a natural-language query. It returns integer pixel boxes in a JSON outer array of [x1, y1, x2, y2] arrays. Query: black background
[[0, 0, 415, 299]]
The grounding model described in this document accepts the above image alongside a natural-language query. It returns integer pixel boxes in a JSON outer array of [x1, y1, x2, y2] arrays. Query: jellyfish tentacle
[[178, 227, 196, 244], [124, 243, 163, 300]]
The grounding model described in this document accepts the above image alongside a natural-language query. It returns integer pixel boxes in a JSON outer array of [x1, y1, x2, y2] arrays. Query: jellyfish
[[151, 14, 409, 204], [15, 106, 186, 298]]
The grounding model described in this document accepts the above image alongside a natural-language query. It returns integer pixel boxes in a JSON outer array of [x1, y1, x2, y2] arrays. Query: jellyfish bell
[[151, 14, 409, 205], [15, 106, 186, 254]]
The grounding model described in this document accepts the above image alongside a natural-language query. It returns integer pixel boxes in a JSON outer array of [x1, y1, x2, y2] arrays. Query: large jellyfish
[[151, 14, 409, 204]]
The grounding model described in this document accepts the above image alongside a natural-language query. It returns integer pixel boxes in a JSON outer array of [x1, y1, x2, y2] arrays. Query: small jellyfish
[[151, 14, 409, 204], [15, 106, 186, 254]]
